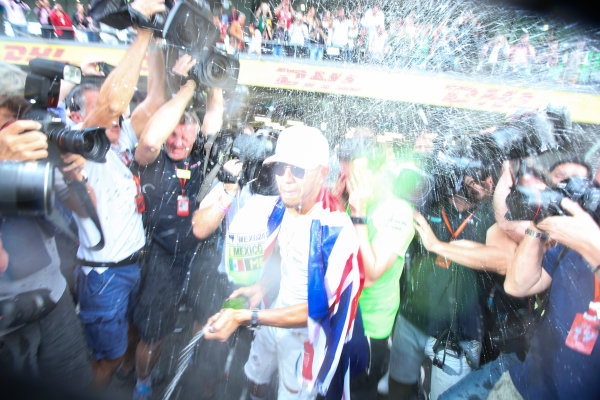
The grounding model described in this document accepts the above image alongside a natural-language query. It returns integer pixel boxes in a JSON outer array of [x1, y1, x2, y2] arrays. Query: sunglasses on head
[[272, 162, 307, 179]]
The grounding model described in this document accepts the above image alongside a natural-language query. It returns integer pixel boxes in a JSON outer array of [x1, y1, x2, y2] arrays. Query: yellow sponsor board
[[238, 59, 600, 125], [3, 39, 600, 124], [0, 39, 147, 73]]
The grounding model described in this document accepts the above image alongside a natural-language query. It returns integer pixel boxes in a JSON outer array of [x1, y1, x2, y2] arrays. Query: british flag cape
[[263, 188, 365, 398]]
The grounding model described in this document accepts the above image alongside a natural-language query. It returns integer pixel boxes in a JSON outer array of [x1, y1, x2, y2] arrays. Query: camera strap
[[65, 179, 105, 251], [196, 131, 233, 204]]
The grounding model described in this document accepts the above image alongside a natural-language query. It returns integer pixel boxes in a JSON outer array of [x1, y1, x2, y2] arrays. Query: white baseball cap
[[263, 125, 329, 169]]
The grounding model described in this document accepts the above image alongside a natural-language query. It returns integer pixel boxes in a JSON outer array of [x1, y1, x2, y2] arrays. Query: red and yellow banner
[[3, 39, 600, 124]]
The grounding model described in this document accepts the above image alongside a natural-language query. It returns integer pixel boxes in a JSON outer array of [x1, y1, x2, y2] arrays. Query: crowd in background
[[1, 0, 599, 86]]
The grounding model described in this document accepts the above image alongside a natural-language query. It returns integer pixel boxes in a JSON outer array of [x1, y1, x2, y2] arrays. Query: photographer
[[468, 194, 600, 399], [192, 127, 280, 398], [67, 1, 169, 387], [0, 120, 93, 392], [389, 137, 496, 400], [131, 76, 225, 398]]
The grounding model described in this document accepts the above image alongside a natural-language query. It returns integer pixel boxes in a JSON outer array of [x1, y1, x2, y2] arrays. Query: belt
[[77, 249, 143, 268]]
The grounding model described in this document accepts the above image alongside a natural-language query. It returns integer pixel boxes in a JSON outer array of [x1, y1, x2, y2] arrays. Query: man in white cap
[[203, 125, 365, 399]]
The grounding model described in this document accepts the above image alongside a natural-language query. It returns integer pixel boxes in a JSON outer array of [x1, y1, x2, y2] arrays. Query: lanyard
[[176, 162, 190, 196], [441, 206, 474, 240]]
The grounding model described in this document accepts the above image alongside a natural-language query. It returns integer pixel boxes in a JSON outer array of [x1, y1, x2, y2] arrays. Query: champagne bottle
[[222, 295, 248, 309]]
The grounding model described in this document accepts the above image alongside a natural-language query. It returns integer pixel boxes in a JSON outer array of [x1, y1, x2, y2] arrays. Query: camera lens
[[0, 161, 55, 216]]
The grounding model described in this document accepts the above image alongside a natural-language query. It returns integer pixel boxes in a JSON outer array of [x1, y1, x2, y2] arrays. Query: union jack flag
[[264, 188, 365, 398]]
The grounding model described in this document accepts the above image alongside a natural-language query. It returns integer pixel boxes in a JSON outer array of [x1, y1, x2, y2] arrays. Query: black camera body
[[213, 131, 278, 196], [0, 59, 110, 217], [506, 176, 600, 223]]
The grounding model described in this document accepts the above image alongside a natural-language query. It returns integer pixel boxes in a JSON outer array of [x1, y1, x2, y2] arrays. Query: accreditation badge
[[177, 195, 189, 216], [435, 255, 450, 269], [565, 312, 599, 355]]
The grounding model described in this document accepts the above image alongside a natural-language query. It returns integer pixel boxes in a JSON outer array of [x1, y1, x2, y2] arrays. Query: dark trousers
[[350, 336, 390, 400]]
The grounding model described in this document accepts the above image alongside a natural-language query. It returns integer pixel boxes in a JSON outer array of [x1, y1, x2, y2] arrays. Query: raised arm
[[135, 80, 196, 166], [504, 222, 552, 297], [201, 88, 224, 136], [129, 43, 167, 138], [413, 210, 512, 274], [82, 28, 153, 129]]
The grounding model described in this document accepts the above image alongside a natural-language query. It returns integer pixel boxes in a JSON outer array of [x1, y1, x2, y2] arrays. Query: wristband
[[351, 216, 367, 225], [525, 228, 549, 240], [251, 308, 259, 328]]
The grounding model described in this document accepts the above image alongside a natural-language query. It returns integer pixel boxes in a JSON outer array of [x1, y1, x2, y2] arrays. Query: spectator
[[49, 3, 74, 40], [229, 11, 246, 52], [361, 4, 385, 43], [288, 14, 308, 56], [480, 34, 510, 74], [369, 24, 390, 63], [85, 3, 101, 43], [331, 8, 352, 61], [254, 1, 272, 36], [248, 23, 262, 55], [203, 125, 365, 399], [0, 0, 29, 36], [509, 32, 536, 75], [262, 18, 273, 42], [353, 24, 368, 63], [72, 3, 87, 30], [274, 0, 294, 31], [308, 16, 327, 61], [271, 19, 287, 57], [37, 0, 52, 39]]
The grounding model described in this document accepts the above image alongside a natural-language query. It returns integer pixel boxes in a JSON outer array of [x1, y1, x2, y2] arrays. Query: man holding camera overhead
[[68, 0, 169, 388], [132, 66, 226, 397]]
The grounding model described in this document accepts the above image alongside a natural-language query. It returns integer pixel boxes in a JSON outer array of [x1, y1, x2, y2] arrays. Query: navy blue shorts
[[76, 263, 140, 360]]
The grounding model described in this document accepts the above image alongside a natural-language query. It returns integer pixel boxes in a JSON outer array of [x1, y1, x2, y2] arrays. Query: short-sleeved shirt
[[510, 245, 600, 399], [134, 148, 212, 257], [401, 200, 495, 340], [199, 182, 278, 286], [75, 118, 145, 265], [359, 196, 414, 339]]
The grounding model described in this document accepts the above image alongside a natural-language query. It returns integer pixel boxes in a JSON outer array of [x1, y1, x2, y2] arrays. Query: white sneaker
[[377, 369, 389, 395]]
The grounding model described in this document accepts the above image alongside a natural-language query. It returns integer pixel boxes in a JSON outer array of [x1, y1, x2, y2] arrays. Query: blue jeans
[[438, 352, 521, 400], [310, 45, 323, 61]]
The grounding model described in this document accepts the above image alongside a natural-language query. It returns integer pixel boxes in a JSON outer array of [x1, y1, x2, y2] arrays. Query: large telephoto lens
[[0, 161, 54, 216], [46, 125, 110, 163]]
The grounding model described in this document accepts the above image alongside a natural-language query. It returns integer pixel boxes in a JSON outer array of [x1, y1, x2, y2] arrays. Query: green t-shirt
[[358, 196, 415, 339]]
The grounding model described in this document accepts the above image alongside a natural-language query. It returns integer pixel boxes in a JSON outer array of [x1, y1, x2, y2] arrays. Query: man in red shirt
[[49, 3, 74, 40]]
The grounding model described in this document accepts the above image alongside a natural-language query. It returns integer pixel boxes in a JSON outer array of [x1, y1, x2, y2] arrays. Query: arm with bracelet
[[192, 160, 243, 240]]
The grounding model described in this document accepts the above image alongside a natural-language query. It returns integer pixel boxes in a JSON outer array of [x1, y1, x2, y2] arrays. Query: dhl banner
[[3, 39, 600, 124], [238, 59, 600, 125]]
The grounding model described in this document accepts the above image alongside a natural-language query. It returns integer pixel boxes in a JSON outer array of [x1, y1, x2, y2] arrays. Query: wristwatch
[[351, 216, 367, 225], [525, 227, 548, 240], [251, 308, 259, 328]]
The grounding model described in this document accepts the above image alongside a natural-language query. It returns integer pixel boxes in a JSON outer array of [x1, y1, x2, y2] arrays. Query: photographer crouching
[[0, 118, 94, 394]]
